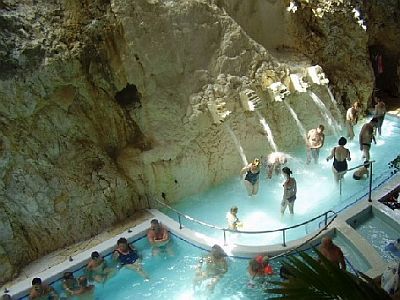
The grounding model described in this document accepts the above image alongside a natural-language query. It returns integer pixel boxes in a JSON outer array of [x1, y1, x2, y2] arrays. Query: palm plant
[[266, 250, 391, 300]]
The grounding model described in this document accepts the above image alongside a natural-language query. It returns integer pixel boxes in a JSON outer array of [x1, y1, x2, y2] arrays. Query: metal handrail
[[151, 197, 337, 246]]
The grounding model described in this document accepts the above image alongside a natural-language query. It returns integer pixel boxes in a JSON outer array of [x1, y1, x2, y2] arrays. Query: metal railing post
[[177, 214, 182, 229], [282, 229, 286, 247], [368, 161, 373, 202], [324, 211, 328, 226]]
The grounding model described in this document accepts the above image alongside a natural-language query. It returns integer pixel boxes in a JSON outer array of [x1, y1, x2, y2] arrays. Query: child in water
[[226, 206, 243, 231]]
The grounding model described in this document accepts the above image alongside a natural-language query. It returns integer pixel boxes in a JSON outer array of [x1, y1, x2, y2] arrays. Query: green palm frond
[[266, 249, 391, 300]]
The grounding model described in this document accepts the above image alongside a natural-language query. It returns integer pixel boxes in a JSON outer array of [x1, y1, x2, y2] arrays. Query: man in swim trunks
[[29, 277, 59, 300], [346, 101, 361, 140], [359, 118, 378, 161], [326, 137, 351, 183], [240, 158, 261, 196], [306, 124, 325, 164], [87, 251, 114, 282], [113, 237, 149, 280], [319, 237, 346, 271]]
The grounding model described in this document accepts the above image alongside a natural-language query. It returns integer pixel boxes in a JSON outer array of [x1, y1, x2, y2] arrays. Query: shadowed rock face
[[0, 0, 399, 283]]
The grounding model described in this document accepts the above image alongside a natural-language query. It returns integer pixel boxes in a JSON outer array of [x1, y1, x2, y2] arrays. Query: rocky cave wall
[[0, 0, 398, 283]]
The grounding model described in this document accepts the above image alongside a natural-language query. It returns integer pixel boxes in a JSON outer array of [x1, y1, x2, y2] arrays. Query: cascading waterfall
[[308, 91, 342, 136], [255, 111, 278, 152], [283, 101, 307, 138], [325, 86, 344, 128], [224, 123, 248, 166]]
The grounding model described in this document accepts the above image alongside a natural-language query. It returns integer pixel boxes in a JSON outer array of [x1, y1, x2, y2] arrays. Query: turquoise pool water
[[353, 212, 400, 263], [161, 115, 400, 245], [20, 234, 368, 300]]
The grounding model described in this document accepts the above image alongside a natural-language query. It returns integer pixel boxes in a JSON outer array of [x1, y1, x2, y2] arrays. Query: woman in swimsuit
[[113, 237, 149, 280], [240, 158, 261, 196], [326, 137, 351, 183]]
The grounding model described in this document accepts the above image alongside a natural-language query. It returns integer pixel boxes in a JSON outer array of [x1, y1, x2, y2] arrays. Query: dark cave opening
[[115, 84, 142, 109], [369, 45, 399, 99]]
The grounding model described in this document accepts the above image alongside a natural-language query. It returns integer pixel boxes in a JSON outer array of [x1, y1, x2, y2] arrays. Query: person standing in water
[[240, 158, 261, 196], [265, 152, 288, 179], [374, 98, 386, 136], [281, 167, 297, 216], [226, 206, 243, 231], [346, 101, 362, 141], [306, 125, 325, 164], [326, 137, 351, 183], [359, 118, 378, 161]]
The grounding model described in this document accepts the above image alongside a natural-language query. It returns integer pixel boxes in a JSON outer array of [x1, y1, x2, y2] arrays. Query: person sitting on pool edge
[[240, 158, 261, 196], [113, 237, 149, 280], [353, 161, 370, 180], [193, 244, 228, 294], [29, 277, 59, 300], [86, 251, 115, 282]]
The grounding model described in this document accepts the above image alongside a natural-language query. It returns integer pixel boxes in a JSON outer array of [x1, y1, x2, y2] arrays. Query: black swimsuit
[[333, 147, 348, 172]]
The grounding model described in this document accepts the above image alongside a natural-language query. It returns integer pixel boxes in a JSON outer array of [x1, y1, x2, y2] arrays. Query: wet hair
[[249, 259, 263, 273], [32, 278, 42, 286], [318, 124, 325, 131], [338, 137, 347, 146], [2, 294, 12, 300], [363, 160, 370, 168], [91, 251, 100, 259], [252, 158, 260, 167], [63, 272, 74, 280], [117, 237, 128, 245], [151, 219, 159, 226], [282, 167, 292, 175], [211, 244, 226, 259], [230, 206, 238, 213]]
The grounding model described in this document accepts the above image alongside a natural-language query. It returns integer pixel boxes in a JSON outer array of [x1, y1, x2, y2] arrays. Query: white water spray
[[255, 111, 278, 152]]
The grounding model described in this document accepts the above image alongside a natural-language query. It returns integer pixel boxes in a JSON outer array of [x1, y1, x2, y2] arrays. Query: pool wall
[[6, 167, 400, 299]]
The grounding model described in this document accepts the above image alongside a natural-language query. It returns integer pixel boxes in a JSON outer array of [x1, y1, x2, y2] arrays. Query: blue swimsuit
[[245, 170, 260, 185], [115, 248, 138, 265]]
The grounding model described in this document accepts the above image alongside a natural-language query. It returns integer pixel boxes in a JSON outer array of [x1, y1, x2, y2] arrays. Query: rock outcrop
[[0, 0, 398, 283]]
